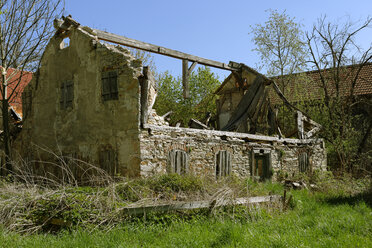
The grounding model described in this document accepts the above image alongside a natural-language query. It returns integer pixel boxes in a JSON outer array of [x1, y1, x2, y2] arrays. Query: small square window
[[102, 71, 118, 101], [60, 80, 74, 109]]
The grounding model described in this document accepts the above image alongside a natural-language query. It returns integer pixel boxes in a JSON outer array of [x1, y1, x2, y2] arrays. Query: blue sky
[[64, 0, 372, 80]]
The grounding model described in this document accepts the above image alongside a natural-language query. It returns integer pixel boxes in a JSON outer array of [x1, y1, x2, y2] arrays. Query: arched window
[[215, 150, 231, 177], [168, 150, 188, 175]]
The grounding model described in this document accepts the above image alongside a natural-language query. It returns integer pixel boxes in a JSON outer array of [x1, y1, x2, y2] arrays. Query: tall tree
[[305, 16, 372, 172], [0, 0, 63, 175], [250, 9, 307, 133], [154, 66, 220, 127], [250, 9, 307, 78]]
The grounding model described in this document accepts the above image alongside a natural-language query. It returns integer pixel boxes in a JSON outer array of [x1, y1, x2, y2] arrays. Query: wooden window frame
[[251, 149, 272, 180], [60, 80, 74, 109], [168, 150, 188, 175], [102, 70, 118, 101], [298, 152, 310, 173], [99, 148, 118, 176], [215, 150, 232, 178]]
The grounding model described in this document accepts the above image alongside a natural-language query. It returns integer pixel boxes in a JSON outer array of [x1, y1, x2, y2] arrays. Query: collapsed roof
[[54, 16, 321, 139]]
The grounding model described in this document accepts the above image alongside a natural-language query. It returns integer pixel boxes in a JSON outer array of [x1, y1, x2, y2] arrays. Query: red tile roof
[[269, 63, 372, 103], [0, 68, 33, 118]]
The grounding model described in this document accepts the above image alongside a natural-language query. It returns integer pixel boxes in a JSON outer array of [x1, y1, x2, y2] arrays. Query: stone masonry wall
[[14, 27, 143, 177], [139, 125, 327, 178]]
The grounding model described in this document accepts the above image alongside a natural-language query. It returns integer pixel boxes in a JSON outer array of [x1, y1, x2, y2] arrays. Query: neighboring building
[[13, 17, 327, 180], [269, 63, 372, 104], [0, 68, 32, 120]]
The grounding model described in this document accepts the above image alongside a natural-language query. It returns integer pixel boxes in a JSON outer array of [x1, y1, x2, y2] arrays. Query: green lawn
[[1, 189, 371, 248]]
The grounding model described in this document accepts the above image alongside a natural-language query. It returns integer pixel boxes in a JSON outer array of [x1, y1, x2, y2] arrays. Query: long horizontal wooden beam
[[94, 29, 238, 71], [121, 195, 282, 215]]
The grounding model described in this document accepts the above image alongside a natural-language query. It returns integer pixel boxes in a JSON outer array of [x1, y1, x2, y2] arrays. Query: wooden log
[[182, 59, 190, 98], [120, 195, 282, 215], [143, 124, 322, 144], [297, 111, 304, 139], [94, 29, 238, 71]]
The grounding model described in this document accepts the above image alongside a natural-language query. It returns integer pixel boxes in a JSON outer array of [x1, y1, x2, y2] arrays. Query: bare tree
[[0, 0, 63, 175], [305, 16, 372, 172]]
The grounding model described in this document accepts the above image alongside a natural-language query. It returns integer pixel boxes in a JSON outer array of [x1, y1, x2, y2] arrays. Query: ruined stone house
[[13, 17, 327, 180]]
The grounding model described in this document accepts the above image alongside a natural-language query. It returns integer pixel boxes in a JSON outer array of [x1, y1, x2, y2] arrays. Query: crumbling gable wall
[[15, 26, 143, 177]]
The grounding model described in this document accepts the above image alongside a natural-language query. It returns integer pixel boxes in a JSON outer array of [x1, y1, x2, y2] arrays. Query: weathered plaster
[[15, 27, 143, 177]]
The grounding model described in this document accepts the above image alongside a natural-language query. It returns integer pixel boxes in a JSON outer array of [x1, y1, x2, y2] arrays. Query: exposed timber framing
[[297, 111, 305, 139], [94, 29, 237, 71], [297, 110, 322, 139], [94, 29, 237, 98], [182, 60, 198, 98]]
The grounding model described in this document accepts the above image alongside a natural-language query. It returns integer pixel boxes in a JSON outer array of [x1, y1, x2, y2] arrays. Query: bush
[[149, 173, 204, 193]]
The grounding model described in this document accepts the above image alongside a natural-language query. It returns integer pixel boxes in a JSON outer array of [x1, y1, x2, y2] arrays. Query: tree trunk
[[1, 73, 12, 176]]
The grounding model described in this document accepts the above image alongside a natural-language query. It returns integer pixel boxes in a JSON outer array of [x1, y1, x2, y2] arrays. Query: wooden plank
[[182, 59, 190, 98], [304, 126, 321, 138], [143, 124, 322, 144], [297, 111, 304, 139], [301, 115, 322, 128], [251, 90, 266, 123], [94, 29, 238, 71], [189, 61, 198, 73], [222, 75, 264, 131], [246, 82, 265, 118], [140, 67, 150, 125], [121, 195, 282, 215]]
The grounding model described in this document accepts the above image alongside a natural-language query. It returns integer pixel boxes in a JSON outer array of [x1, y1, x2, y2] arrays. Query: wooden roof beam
[[94, 29, 238, 72]]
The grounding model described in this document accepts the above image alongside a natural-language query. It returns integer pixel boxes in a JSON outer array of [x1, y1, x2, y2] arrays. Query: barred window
[[168, 150, 188, 175], [298, 152, 309, 173], [102, 71, 118, 101], [215, 150, 231, 177], [60, 80, 74, 109]]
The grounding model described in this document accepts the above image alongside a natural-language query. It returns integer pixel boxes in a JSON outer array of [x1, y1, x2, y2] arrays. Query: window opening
[[298, 152, 309, 173], [252, 152, 271, 180], [168, 150, 188, 175], [99, 148, 117, 176], [60, 80, 74, 109], [60, 37, 70, 49], [216, 150, 231, 177], [102, 70, 118, 101]]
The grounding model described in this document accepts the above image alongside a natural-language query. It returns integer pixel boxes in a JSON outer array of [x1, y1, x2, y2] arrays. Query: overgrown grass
[[1, 188, 371, 247], [0, 173, 284, 233], [1, 164, 371, 247]]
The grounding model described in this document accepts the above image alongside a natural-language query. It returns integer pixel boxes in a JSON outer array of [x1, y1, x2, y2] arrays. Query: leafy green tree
[[250, 9, 307, 133], [249, 9, 307, 78], [154, 66, 220, 127]]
